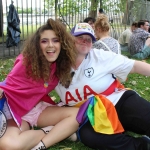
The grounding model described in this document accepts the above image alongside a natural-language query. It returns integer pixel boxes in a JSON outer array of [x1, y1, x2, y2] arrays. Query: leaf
[[140, 91, 145, 95], [131, 81, 136, 85], [0, 66, 4, 68], [145, 87, 150, 91], [51, 96, 56, 101]]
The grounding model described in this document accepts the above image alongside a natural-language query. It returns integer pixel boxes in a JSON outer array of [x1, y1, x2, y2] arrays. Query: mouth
[[46, 50, 56, 54]]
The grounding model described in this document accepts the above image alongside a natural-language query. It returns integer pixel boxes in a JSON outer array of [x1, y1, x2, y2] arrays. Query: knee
[[71, 107, 79, 118], [0, 136, 23, 150]]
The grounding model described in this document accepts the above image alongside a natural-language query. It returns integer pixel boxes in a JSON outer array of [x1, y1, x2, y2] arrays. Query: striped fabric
[[76, 94, 124, 134]]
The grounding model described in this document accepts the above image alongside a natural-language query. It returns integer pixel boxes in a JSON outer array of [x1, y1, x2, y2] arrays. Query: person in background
[[93, 14, 121, 54], [83, 17, 97, 40], [98, 8, 105, 16], [0, 18, 79, 150], [55, 22, 150, 150], [128, 19, 150, 59], [83, 17, 96, 30], [118, 22, 138, 52]]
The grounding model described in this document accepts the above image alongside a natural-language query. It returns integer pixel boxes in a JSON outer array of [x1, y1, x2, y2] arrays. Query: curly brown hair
[[22, 18, 76, 86], [95, 14, 110, 32]]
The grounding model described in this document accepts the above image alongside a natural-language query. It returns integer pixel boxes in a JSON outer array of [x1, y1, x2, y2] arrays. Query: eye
[[77, 36, 83, 40], [52, 38, 60, 43], [86, 38, 92, 43], [41, 39, 48, 43]]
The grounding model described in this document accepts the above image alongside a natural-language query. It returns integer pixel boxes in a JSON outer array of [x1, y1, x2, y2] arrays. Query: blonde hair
[[95, 14, 110, 32]]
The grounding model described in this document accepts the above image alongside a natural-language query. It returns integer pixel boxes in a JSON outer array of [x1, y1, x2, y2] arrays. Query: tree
[[44, 0, 135, 22], [45, 0, 94, 18], [125, 0, 150, 25], [88, 0, 99, 18], [0, 0, 3, 36]]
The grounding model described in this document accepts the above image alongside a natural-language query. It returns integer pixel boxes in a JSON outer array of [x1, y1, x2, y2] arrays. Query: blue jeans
[[132, 45, 150, 60], [120, 44, 128, 52]]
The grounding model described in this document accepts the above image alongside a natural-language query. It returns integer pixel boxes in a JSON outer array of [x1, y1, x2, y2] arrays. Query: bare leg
[[0, 106, 79, 150], [0, 119, 45, 150], [37, 106, 79, 148]]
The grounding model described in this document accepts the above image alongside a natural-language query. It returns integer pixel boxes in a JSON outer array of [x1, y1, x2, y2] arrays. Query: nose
[[82, 39, 86, 43], [48, 40, 54, 47]]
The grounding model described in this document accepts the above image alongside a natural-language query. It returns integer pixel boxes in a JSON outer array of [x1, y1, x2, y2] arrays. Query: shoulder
[[104, 37, 119, 45], [91, 48, 113, 58], [93, 40, 103, 48], [14, 54, 23, 66]]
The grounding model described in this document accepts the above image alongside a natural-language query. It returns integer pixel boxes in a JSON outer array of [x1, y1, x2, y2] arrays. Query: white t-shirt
[[55, 49, 135, 106]]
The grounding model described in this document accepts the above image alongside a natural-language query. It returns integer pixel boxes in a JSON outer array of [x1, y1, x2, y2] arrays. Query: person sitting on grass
[[118, 21, 138, 52], [55, 22, 150, 150], [0, 18, 79, 150], [128, 19, 150, 60], [93, 14, 121, 54]]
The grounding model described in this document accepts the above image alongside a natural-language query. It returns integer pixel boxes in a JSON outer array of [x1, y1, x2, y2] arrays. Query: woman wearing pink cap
[[55, 22, 150, 150]]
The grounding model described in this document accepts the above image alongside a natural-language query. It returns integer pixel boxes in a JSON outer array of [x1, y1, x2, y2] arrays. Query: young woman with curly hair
[[0, 18, 79, 150]]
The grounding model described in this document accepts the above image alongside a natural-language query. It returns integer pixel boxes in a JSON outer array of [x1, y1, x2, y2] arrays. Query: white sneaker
[[68, 133, 77, 141], [31, 140, 46, 150]]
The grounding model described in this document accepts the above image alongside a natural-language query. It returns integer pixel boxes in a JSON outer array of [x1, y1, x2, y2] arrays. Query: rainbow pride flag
[[76, 94, 124, 134]]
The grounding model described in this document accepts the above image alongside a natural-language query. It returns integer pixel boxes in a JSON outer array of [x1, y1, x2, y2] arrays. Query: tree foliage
[[44, 0, 128, 17], [45, 0, 89, 16], [44, 0, 150, 22]]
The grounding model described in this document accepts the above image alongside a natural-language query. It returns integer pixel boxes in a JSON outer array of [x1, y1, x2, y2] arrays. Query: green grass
[[0, 53, 150, 150]]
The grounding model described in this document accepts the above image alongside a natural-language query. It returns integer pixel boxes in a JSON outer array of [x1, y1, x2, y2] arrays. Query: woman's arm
[[130, 60, 150, 76]]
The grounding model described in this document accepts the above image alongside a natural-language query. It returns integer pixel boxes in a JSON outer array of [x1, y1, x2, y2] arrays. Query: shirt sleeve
[[95, 50, 135, 82]]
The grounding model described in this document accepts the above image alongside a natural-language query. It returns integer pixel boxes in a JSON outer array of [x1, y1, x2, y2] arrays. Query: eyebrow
[[40, 37, 59, 40]]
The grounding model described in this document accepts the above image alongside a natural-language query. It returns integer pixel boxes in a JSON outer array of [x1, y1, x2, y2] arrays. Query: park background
[[0, 0, 150, 149], [0, 0, 150, 58]]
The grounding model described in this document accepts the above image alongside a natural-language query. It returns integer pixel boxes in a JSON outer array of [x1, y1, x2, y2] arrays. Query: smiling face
[[75, 34, 92, 56], [40, 30, 61, 64]]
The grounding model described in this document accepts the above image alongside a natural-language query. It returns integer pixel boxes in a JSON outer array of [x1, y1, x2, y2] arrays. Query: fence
[[0, 0, 150, 58]]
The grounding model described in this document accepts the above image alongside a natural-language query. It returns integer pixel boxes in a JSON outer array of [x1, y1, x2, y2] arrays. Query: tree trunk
[[88, 0, 98, 18], [100, 0, 103, 8], [0, 0, 3, 36], [55, 0, 58, 20]]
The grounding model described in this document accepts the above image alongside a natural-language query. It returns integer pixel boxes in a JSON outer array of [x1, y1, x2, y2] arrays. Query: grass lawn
[[0, 53, 150, 150]]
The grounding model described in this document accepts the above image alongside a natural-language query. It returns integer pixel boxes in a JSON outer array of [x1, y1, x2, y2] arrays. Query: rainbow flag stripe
[[76, 94, 124, 134]]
